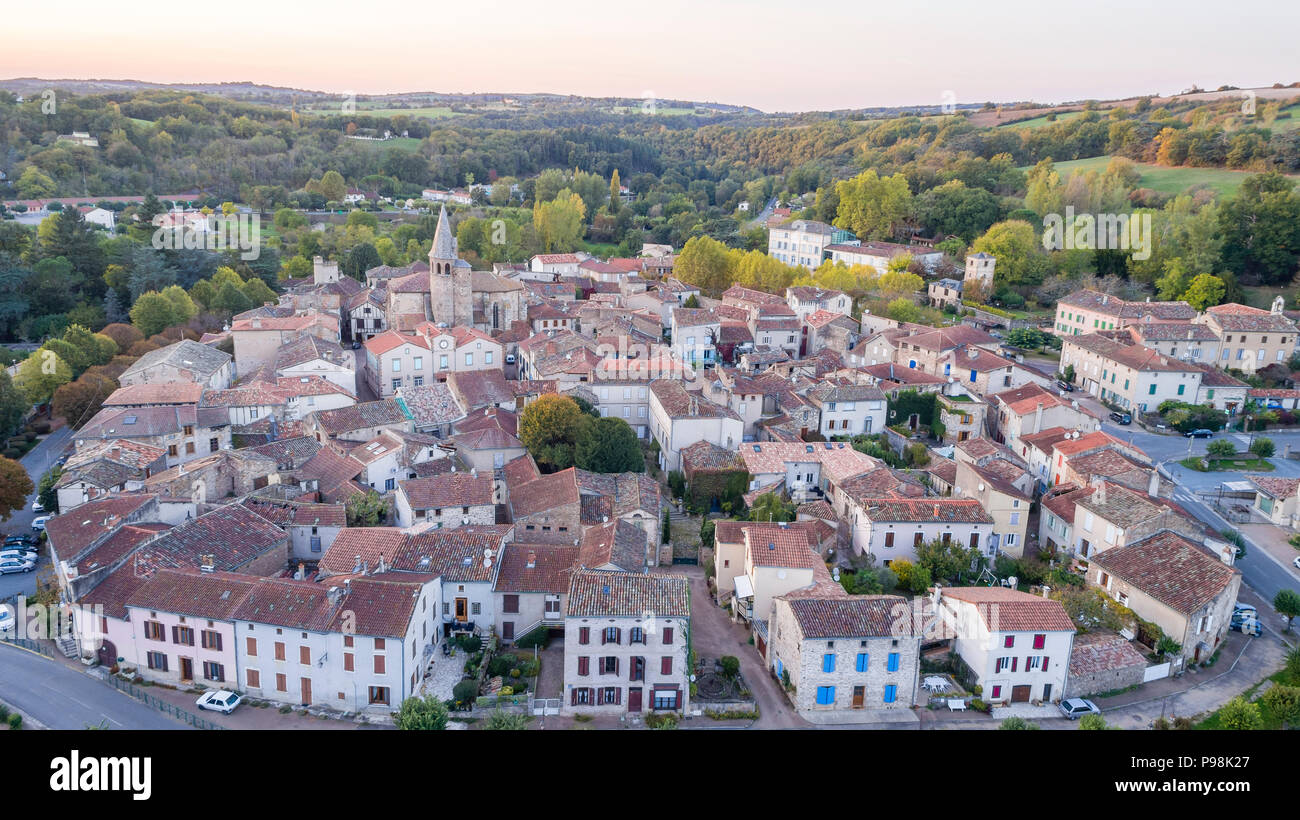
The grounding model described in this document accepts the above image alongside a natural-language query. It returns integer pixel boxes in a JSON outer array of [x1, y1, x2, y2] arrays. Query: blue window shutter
[[970, 369, 977, 383], [823, 653, 835, 673], [776, 659, 783, 677], [816, 686, 835, 705], [856, 652, 868, 672], [884, 685, 897, 704], [887, 652, 899, 672]]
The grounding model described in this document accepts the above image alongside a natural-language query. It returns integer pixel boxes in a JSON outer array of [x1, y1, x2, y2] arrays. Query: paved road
[[0, 643, 185, 729], [0, 427, 72, 604]]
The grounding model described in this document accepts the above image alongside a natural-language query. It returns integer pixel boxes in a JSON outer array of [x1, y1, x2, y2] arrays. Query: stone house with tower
[[963, 252, 995, 297]]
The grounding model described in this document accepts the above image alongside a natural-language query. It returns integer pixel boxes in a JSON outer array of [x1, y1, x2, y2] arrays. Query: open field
[[344, 136, 424, 152], [1028, 155, 1281, 198], [997, 110, 1091, 130]]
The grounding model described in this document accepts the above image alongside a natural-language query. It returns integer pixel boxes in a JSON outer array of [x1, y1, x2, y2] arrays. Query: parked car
[[1108, 411, 1131, 425], [30, 500, 43, 513], [1235, 617, 1263, 636], [5, 534, 36, 546], [1056, 379, 1074, 392], [1234, 602, 1258, 617], [1058, 698, 1101, 720], [351, 341, 361, 350], [30, 516, 51, 532], [0, 557, 35, 574], [1294, 555, 1300, 572], [0, 548, 38, 563], [0, 605, 14, 634], [195, 690, 242, 714], [1184, 428, 1214, 438], [505, 354, 516, 364]]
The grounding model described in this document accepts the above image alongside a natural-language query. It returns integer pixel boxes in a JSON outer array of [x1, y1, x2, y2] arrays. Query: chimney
[[252, 317, 262, 329], [1034, 402, 1044, 432], [376, 553, 387, 574], [343, 578, 351, 596], [1147, 468, 1160, 499], [327, 585, 341, 605], [353, 554, 363, 574], [1041, 585, 1051, 599], [110, 446, 121, 460], [526, 550, 536, 569], [199, 554, 214, 572]]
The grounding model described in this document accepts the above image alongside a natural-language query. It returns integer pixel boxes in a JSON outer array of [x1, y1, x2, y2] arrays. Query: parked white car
[[0, 548, 37, 563], [0, 604, 15, 634], [1058, 698, 1101, 720], [195, 690, 242, 714], [30, 500, 44, 513], [31, 516, 50, 532]]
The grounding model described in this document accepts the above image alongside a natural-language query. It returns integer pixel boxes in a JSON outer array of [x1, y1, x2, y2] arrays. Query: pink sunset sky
[[3, 0, 1297, 112]]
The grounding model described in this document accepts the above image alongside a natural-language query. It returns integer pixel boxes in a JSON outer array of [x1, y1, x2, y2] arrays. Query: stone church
[[384, 206, 527, 333]]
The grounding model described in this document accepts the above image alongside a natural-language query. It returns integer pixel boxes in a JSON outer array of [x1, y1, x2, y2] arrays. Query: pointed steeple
[[429, 205, 456, 272]]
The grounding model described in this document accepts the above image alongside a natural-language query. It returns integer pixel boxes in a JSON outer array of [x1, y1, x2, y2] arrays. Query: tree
[[608, 169, 622, 216], [1180, 272, 1226, 310], [129, 291, 181, 337], [533, 191, 586, 253], [748, 492, 795, 523], [0, 457, 34, 521], [674, 235, 733, 297], [14, 351, 72, 406], [1062, 364, 1075, 384], [37, 465, 61, 514], [343, 242, 381, 279], [210, 281, 253, 316], [1275, 588, 1300, 633], [998, 717, 1040, 730], [100, 322, 144, 352], [1217, 696, 1262, 730], [575, 416, 644, 473], [971, 220, 1049, 289], [1249, 437, 1275, 458], [52, 374, 116, 428], [1076, 714, 1109, 730], [393, 695, 449, 730], [1219, 173, 1300, 285], [1206, 439, 1236, 457], [0, 371, 26, 437], [518, 394, 585, 472], [346, 489, 388, 527], [885, 297, 921, 323], [834, 170, 913, 240]]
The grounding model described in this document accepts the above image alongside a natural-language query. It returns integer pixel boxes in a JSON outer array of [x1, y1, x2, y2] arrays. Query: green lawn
[[352, 106, 457, 119], [344, 136, 424, 152], [1029, 156, 1282, 199], [998, 110, 1091, 130]]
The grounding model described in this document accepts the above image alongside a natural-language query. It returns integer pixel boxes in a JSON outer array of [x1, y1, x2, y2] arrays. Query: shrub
[[485, 709, 528, 730], [645, 712, 678, 729], [32, 421, 50, 434], [1218, 696, 1262, 730], [499, 686, 514, 697], [1077, 714, 1108, 730], [452, 680, 479, 704], [515, 626, 549, 650], [719, 656, 741, 679], [7, 713, 21, 730], [998, 717, 1039, 730], [518, 657, 541, 677], [1206, 439, 1235, 457], [510, 668, 521, 678], [278, 705, 292, 714], [1250, 437, 1276, 458], [0, 705, 8, 721], [488, 654, 517, 677], [457, 634, 482, 653], [394, 695, 450, 730], [1261, 684, 1300, 724]]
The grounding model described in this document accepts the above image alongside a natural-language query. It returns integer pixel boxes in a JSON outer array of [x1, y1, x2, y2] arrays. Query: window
[[374, 653, 386, 674], [392, 359, 401, 373], [344, 653, 354, 672], [368, 686, 390, 705], [146, 651, 167, 671], [465, 353, 474, 366], [413, 356, 423, 370], [209, 437, 219, 452], [275, 673, 287, 692], [439, 355, 448, 369], [1177, 384, 1185, 396], [1033, 634, 1045, 650], [274, 642, 285, 661], [203, 661, 225, 682], [822, 653, 835, 673], [653, 690, 678, 710], [815, 686, 835, 705], [144, 621, 165, 641], [600, 657, 619, 675], [391, 378, 401, 392], [855, 652, 868, 672], [630, 627, 646, 644], [173, 626, 194, 646], [602, 687, 620, 705], [503, 594, 519, 614], [1005, 635, 1015, 648], [201, 630, 222, 650], [246, 637, 257, 657], [300, 646, 311, 665], [579, 627, 590, 645], [1148, 384, 1156, 395], [662, 627, 674, 645], [661, 656, 673, 675], [603, 627, 620, 645], [884, 684, 897, 704], [886, 652, 900, 672], [991, 685, 1001, 700], [578, 656, 590, 676]]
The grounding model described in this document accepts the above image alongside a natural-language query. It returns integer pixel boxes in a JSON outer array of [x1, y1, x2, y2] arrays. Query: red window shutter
[[614, 657, 620, 676], [1011, 657, 1017, 672], [579, 627, 589, 645], [578, 656, 589, 676], [663, 627, 673, 645], [171, 625, 178, 643], [615, 687, 622, 705], [614, 628, 621, 644], [1042, 656, 1049, 671], [661, 657, 672, 675], [246, 637, 257, 657], [674, 690, 681, 709], [571, 688, 579, 706]]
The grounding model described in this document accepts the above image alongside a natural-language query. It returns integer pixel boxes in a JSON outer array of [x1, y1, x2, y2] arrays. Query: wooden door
[[301, 677, 313, 705], [1011, 685, 1031, 703], [852, 686, 865, 709], [179, 657, 193, 682], [628, 688, 642, 713], [455, 598, 468, 622]]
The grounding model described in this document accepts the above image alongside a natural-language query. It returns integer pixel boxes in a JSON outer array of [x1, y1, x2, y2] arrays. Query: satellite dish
[[483, 548, 494, 559], [484, 557, 493, 569]]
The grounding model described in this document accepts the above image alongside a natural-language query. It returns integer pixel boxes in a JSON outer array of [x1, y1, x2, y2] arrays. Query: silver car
[[195, 690, 242, 714], [1059, 698, 1101, 720], [0, 548, 37, 563], [0, 557, 35, 574]]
